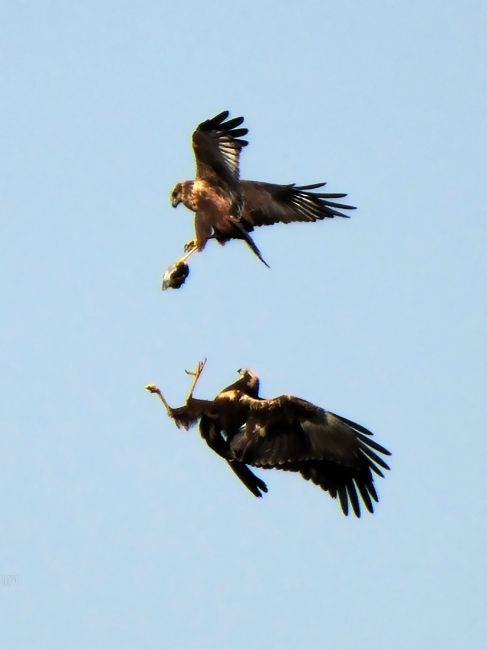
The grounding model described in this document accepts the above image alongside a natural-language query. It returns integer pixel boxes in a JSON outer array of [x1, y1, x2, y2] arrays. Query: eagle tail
[[232, 220, 270, 268]]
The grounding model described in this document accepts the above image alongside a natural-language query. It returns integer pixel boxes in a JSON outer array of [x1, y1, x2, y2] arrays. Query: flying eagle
[[146, 361, 390, 517], [166, 110, 355, 282]]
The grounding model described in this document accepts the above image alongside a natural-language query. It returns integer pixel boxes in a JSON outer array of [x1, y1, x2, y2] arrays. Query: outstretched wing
[[229, 395, 390, 517], [239, 181, 355, 229], [192, 111, 248, 190]]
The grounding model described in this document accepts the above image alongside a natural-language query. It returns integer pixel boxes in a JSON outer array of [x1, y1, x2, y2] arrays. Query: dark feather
[[239, 180, 355, 229], [356, 480, 375, 513], [347, 480, 361, 518], [356, 432, 392, 457], [229, 219, 270, 267], [338, 485, 349, 516], [358, 442, 391, 472], [192, 111, 248, 183], [332, 413, 377, 437]]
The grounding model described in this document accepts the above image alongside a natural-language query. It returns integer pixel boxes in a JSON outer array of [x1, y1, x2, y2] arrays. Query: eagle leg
[[145, 383, 175, 417], [173, 243, 198, 267], [184, 358, 207, 401]]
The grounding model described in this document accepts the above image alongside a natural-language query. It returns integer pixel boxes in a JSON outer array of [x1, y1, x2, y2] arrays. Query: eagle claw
[[184, 239, 197, 253]]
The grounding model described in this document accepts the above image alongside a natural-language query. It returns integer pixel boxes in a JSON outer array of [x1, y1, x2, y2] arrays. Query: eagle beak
[[171, 196, 181, 208]]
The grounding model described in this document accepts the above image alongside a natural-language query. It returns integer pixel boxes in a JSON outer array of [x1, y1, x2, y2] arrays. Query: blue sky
[[1, 1, 486, 648]]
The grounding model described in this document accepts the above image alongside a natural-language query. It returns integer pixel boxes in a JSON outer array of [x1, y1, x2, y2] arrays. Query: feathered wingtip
[[198, 110, 249, 148]]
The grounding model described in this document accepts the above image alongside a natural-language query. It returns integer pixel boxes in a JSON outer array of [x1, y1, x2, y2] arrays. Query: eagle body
[[173, 180, 231, 223], [170, 111, 355, 268], [173, 179, 242, 250], [151, 367, 390, 517]]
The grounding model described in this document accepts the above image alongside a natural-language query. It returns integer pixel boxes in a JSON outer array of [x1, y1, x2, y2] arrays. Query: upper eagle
[[171, 110, 356, 267], [146, 361, 390, 517]]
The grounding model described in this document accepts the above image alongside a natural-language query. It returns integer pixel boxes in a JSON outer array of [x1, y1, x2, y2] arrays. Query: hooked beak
[[171, 196, 181, 208]]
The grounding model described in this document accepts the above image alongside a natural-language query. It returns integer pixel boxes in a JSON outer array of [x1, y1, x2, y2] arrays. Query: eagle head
[[171, 183, 183, 208], [171, 181, 195, 209], [237, 368, 260, 396]]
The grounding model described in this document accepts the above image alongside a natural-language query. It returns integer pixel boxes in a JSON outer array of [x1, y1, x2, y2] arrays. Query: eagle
[[167, 110, 355, 276], [146, 360, 391, 517]]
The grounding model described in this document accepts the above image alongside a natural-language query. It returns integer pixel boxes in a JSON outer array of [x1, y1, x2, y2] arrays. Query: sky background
[[1, 1, 486, 648]]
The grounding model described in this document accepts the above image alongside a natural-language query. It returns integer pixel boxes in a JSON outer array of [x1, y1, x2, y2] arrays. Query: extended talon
[[162, 236, 204, 290], [184, 239, 197, 253], [184, 358, 207, 400], [145, 383, 173, 415], [173, 243, 198, 268], [185, 358, 207, 377]]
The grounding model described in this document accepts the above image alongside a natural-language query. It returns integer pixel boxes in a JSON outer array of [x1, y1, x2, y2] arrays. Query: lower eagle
[[146, 361, 390, 517]]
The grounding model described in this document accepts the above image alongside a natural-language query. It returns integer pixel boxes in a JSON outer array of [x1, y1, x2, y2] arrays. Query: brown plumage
[[171, 111, 356, 268], [146, 362, 390, 517]]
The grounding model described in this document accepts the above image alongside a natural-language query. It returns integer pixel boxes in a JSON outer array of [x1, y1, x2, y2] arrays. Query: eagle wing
[[239, 181, 355, 229], [229, 395, 390, 517], [192, 111, 248, 191]]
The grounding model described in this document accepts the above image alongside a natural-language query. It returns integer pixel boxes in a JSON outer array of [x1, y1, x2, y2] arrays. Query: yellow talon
[[184, 239, 197, 253], [184, 358, 207, 400]]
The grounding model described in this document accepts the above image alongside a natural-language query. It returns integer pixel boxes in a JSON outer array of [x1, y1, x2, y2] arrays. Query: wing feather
[[192, 111, 248, 189], [338, 485, 349, 516], [239, 180, 355, 230], [356, 480, 375, 513], [227, 394, 390, 517], [347, 480, 361, 517]]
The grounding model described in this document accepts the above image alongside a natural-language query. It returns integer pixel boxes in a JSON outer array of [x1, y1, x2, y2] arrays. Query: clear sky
[[1, 1, 486, 648]]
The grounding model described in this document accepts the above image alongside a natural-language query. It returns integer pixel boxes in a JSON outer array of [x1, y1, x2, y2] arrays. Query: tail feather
[[233, 220, 270, 267]]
